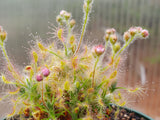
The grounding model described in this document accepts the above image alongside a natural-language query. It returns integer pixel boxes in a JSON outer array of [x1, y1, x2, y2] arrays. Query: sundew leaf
[[109, 81, 118, 93], [45, 84, 52, 99]]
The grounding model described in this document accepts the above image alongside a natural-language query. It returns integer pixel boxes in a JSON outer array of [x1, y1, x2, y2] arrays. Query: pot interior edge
[[120, 106, 153, 120]]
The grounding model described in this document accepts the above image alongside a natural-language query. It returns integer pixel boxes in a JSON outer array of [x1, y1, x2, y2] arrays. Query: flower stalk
[[115, 36, 134, 60], [0, 41, 23, 84], [74, 0, 93, 56], [92, 57, 99, 87]]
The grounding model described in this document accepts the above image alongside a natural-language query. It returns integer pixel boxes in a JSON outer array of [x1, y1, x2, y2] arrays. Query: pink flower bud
[[93, 45, 105, 56], [106, 28, 116, 35], [111, 28, 116, 33], [36, 74, 43, 82], [56, 15, 62, 23], [129, 28, 137, 36], [42, 68, 50, 77], [123, 32, 131, 41], [64, 12, 71, 20], [113, 43, 121, 53], [70, 19, 76, 28], [105, 34, 109, 41], [141, 29, 149, 38], [0, 31, 7, 42], [60, 10, 67, 16], [135, 27, 142, 33], [110, 34, 117, 44]]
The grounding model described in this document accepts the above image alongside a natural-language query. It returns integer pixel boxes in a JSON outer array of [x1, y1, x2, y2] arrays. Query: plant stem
[[100, 64, 111, 74], [1, 43, 9, 63], [92, 57, 99, 87], [0, 43, 24, 83], [115, 36, 134, 60], [42, 80, 44, 103], [73, 70, 76, 83], [101, 41, 109, 63], [64, 44, 68, 56], [105, 41, 109, 50], [67, 20, 72, 43], [112, 51, 115, 60], [74, 2, 92, 56], [41, 80, 48, 110]]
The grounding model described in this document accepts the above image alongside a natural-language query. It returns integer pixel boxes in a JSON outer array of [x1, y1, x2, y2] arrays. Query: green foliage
[[109, 81, 117, 93]]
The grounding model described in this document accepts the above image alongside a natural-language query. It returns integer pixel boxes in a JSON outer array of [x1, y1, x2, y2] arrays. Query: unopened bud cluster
[[123, 26, 149, 42], [105, 28, 117, 44], [104, 28, 120, 53], [103, 27, 149, 55], [56, 10, 76, 28], [55, 9, 78, 57]]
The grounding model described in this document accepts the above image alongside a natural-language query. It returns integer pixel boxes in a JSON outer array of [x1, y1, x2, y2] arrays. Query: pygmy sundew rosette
[[0, 0, 150, 119]]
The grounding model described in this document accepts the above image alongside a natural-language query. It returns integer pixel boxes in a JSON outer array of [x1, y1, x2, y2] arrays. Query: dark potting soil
[[105, 105, 147, 120], [4, 105, 149, 120]]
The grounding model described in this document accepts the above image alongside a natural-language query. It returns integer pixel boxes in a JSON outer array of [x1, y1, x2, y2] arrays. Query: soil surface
[[4, 105, 149, 120], [104, 105, 147, 120]]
